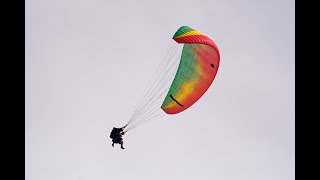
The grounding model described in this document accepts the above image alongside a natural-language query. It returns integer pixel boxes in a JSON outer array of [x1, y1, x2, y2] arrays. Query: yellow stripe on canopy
[[175, 30, 203, 38]]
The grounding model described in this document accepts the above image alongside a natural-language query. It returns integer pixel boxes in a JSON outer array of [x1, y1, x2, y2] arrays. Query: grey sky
[[25, 0, 295, 180]]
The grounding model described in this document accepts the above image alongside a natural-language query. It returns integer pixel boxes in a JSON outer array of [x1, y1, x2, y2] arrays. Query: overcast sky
[[25, 0, 295, 180]]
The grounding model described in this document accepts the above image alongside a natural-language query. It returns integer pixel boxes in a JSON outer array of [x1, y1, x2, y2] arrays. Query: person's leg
[[112, 139, 116, 147], [120, 142, 124, 149]]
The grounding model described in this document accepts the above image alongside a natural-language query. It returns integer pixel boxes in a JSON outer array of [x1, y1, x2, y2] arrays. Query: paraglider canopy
[[161, 26, 220, 114]]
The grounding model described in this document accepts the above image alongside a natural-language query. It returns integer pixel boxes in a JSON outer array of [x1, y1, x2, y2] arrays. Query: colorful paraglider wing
[[161, 26, 220, 114]]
